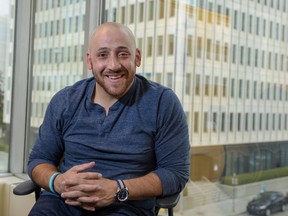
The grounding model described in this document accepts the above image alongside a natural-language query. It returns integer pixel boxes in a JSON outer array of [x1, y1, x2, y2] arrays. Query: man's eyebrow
[[96, 47, 110, 52], [96, 46, 131, 53], [116, 46, 131, 52]]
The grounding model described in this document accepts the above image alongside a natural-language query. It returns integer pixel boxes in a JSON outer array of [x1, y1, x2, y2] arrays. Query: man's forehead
[[89, 23, 136, 51]]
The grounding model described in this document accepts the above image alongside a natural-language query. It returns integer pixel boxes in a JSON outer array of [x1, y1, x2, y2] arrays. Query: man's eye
[[119, 52, 129, 57], [97, 53, 108, 58]]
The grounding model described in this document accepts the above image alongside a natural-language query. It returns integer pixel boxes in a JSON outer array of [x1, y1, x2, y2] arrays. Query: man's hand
[[55, 162, 117, 211]]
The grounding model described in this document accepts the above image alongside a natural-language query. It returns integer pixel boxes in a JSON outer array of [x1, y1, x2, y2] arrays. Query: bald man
[[28, 22, 190, 216]]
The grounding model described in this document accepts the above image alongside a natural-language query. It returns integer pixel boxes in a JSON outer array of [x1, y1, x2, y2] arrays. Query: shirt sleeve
[[27, 90, 66, 178], [153, 89, 191, 196]]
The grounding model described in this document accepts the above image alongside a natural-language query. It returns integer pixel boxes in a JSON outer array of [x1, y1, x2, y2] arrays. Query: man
[[28, 22, 190, 216]]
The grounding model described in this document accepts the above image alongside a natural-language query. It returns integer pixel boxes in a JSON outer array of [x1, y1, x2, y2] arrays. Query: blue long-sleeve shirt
[[28, 74, 190, 215]]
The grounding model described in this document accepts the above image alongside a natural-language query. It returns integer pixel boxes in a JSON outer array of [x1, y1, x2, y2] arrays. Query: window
[[217, 5, 221, 24], [187, 35, 193, 56], [253, 81, 257, 99], [5, 2, 288, 216], [214, 76, 219, 96], [245, 113, 249, 131], [232, 44, 236, 63], [185, 73, 191, 95], [231, 78, 235, 97], [230, 113, 234, 131], [237, 113, 242, 131], [249, 14, 253, 33], [222, 77, 227, 97], [157, 35, 163, 56], [147, 37, 153, 57], [0, 0, 15, 172], [205, 75, 210, 96], [26, 0, 86, 162], [129, 4, 134, 23], [252, 113, 256, 131], [240, 46, 244, 64], [255, 49, 258, 67], [233, 10, 238, 29], [221, 112, 225, 132], [166, 72, 173, 88], [239, 79, 243, 98], [148, 0, 153, 21], [168, 34, 174, 55], [121, 6, 126, 23], [195, 74, 201, 95], [206, 39, 212, 59], [204, 112, 208, 132], [256, 17, 260, 35], [224, 43, 228, 62], [241, 12, 245, 31], [263, 19, 266, 36], [197, 37, 202, 58], [247, 47, 251, 66], [208, 2, 213, 23], [194, 112, 199, 132], [225, 8, 230, 27], [212, 112, 217, 132], [169, 0, 176, 17], [159, 0, 165, 19], [138, 2, 144, 22], [215, 41, 220, 61]]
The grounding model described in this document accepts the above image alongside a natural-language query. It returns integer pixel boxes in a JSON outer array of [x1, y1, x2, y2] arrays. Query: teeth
[[108, 75, 122, 79]]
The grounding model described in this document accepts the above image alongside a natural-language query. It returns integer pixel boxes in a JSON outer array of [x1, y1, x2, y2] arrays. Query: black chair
[[13, 179, 179, 216]]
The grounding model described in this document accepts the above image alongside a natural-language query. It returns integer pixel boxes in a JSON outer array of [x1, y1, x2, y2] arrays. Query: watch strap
[[116, 179, 127, 189], [115, 179, 129, 202]]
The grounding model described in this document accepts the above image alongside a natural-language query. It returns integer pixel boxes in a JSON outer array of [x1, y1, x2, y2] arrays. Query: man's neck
[[92, 85, 118, 115]]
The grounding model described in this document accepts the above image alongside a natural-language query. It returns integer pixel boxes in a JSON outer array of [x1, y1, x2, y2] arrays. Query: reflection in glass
[[26, 0, 86, 161], [0, 0, 15, 172], [104, 0, 288, 215]]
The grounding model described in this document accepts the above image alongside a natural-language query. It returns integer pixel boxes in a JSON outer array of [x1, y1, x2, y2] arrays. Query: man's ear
[[86, 52, 93, 70], [135, 48, 141, 67]]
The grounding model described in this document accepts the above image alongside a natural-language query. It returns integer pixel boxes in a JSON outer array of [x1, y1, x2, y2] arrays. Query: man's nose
[[107, 55, 121, 71]]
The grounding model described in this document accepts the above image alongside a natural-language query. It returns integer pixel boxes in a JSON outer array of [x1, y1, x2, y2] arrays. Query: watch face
[[117, 188, 129, 202]]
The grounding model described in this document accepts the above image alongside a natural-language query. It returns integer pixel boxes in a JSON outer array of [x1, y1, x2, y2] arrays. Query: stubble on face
[[87, 23, 140, 100]]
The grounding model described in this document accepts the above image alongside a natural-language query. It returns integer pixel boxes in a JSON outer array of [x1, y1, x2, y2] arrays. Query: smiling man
[[86, 23, 141, 113], [27, 22, 190, 216]]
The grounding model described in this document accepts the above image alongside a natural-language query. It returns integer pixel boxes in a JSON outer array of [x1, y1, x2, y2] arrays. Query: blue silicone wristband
[[49, 172, 60, 194]]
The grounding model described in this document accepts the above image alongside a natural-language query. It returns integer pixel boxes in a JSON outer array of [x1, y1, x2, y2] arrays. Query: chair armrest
[[156, 193, 180, 209], [13, 180, 39, 196]]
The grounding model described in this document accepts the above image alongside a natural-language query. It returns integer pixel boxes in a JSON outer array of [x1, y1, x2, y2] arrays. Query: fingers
[[65, 198, 96, 211], [62, 183, 100, 194], [62, 162, 102, 187], [62, 173, 102, 188], [71, 161, 96, 173]]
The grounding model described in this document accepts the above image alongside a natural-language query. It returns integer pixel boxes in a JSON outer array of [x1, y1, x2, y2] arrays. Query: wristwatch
[[115, 179, 129, 202]]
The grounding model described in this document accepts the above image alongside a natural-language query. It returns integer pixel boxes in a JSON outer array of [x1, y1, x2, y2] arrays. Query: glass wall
[[0, 0, 15, 172], [103, 0, 288, 174], [2, 0, 288, 215], [26, 0, 87, 163], [103, 0, 288, 214]]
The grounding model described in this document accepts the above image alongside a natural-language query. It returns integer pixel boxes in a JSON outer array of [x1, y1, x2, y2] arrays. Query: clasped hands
[[54, 161, 117, 211]]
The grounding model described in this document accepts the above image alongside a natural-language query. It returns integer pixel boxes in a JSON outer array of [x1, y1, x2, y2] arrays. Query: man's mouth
[[106, 74, 124, 80]]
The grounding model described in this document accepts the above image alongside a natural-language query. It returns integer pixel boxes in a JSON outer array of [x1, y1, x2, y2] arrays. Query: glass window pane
[[25, 0, 86, 164], [105, 0, 288, 215], [0, 0, 15, 172]]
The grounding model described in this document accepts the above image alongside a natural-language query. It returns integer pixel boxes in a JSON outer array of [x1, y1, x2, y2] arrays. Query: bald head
[[85, 22, 141, 101], [88, 22, 137, 53]]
